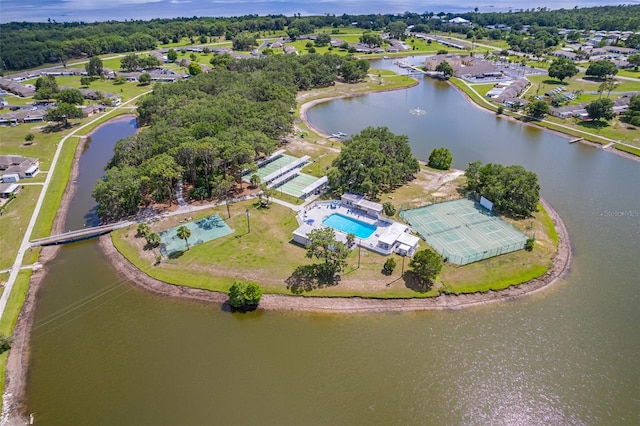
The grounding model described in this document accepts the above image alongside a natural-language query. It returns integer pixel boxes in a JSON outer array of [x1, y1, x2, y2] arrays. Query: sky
[[1, 0, 637, 23]]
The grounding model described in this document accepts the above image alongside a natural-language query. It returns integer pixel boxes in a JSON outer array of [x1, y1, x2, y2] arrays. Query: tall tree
[[409, 249, 443, 290], [526, 100, 550, 119], [120, 53, 141, 72], [305, 227, 350, 280], [548, 57, 578, 82], [435, 61, 454, 78], [586, 98, 614, 121], [586, 60, 618, 80], [176, 225, 191, 250], [85, 56, 104, 77]]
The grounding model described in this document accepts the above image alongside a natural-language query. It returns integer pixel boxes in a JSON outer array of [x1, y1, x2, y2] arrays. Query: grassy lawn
[[53, 75, 152, 102], [114, 165, 557, 299], [301, 152, 338, 177], [0, 186, 41, 270], [0, 123, 71, 171], [527, 74, 640, 93], [0, 270, 31, 407], [615, 69, 640, 79], [30, 137, 79, 240], [449, 78, 499, 112], [471, 83, 497, 97], [615, 144, 640, 156]]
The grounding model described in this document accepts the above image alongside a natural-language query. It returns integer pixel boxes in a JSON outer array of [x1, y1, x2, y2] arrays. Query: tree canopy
[[586, 98, 614, 121], [428, 147, 453, 170], [526, 100, 550, 119], [327, 127, 419, 199], [465, 161, 540, 218], [409, 249, 442, 290], [95, 54, 359, 221], [548, 57, 578, 82], [622, 94, 640, 126], [435, 61, 454, 78], [586, 60, 618, 80], [228, 280, 263, 309], [305, 227, 350, 281]]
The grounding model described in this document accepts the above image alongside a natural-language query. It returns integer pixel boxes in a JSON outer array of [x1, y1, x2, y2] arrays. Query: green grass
[[0, 186, 41, 270], [449, 78, 499, 112], [53, 75, 152, 102], [615, 69, 640, 79], [0, 271, 31, 336], [30, 137, 79, 240], [527, 74, 640, 93], [0, 270, 32, 409], [471, 83, 498, 97], [272, 191, 304, 205], [615, 144, 640, 156], [301, 153, 338, 177]]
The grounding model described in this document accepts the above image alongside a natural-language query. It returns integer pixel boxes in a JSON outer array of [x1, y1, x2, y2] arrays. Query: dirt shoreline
[[98, 197, 571, 312], [1, 114, 136, 426]]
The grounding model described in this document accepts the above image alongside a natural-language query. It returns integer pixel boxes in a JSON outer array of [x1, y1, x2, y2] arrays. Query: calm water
[[1, 0, 625, 23], [24, 69, 640, 424], [64, 117, 137, 230]]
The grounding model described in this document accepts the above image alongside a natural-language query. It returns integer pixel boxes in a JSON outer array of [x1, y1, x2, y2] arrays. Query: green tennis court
[[400, 199, 528, 265], [275, 173, 320, 198], [251, 154, 299, 181], [159, 214, 233, 256]]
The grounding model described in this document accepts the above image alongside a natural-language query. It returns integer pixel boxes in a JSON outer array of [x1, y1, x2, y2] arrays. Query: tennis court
[[275, 173, 319, 198], [251, 154, 299, 181], [400, 199, 528, 265], [159, 214, 233, 256]]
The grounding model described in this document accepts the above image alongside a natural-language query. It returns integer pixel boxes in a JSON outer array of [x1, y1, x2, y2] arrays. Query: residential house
[[0, 183, 20, 199], [0, 155, 40, 179]]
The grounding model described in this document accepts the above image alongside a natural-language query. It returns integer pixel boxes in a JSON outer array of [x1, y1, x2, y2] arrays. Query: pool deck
[[298, 201, 410, 255]]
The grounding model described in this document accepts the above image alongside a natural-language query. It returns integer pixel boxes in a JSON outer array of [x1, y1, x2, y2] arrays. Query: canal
[[24, 70, 639, 424]]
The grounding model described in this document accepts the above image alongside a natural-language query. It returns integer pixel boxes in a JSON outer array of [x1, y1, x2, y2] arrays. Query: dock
[[569, 138, 583, 144]]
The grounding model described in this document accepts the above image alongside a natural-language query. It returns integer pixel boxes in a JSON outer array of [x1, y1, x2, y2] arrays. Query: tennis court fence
[[434, 241, 526, 265]]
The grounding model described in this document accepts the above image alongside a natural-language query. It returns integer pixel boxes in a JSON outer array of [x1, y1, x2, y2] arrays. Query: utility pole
[[246, 208, 251, 233], [401, 254, 405, 277], [357, 239, 361, 268]]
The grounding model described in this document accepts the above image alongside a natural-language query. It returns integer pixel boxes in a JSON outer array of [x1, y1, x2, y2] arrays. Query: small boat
[[337, 132, 348, 137], [383, 56, 390, 60]]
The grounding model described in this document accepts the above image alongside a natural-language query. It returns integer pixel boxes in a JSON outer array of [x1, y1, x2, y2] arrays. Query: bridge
[[29, 221, 132, 247], [392, 61, 445, 79]]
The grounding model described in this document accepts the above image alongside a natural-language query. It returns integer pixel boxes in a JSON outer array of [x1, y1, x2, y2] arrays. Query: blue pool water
[[322, 213, 376, 239]]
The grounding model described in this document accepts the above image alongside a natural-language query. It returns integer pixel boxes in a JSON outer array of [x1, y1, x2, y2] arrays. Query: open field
[[0, 187, 41, 270]]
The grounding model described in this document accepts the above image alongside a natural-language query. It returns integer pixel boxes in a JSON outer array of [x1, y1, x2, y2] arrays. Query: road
[[0, 91, 151, 323]]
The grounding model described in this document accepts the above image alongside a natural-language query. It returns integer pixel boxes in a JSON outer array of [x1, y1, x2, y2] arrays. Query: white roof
[[0, 183, 18, 193], [378, 222, 408, 245], [397, 232, 420, 247]]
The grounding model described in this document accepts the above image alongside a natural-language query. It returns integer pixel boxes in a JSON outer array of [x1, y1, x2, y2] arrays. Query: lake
[[24, 68, 640, 425]]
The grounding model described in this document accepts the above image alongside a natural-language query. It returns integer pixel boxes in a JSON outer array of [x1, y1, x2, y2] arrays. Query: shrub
[[0, 334, 12, 354], [228, 281, 263, 309], [137, 222, 150, 237], [383, 201, 396, 216], [525, 238, 535, 251], [428, 147, 453, 170], [383, 258, 396, 274]]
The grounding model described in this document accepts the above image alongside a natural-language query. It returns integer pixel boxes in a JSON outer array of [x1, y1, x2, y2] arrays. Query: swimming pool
[[322, 213, 376, 239]]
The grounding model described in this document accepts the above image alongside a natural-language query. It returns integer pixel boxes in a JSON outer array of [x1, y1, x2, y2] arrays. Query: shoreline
[[446, 79, 640, 163], [1, 114, 137, 426], [297, 78, 420, 139], [98, 197, 571, 313]]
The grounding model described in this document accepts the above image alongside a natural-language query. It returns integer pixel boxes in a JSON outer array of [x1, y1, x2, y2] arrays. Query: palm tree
[[176, 225, 191, 250]]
